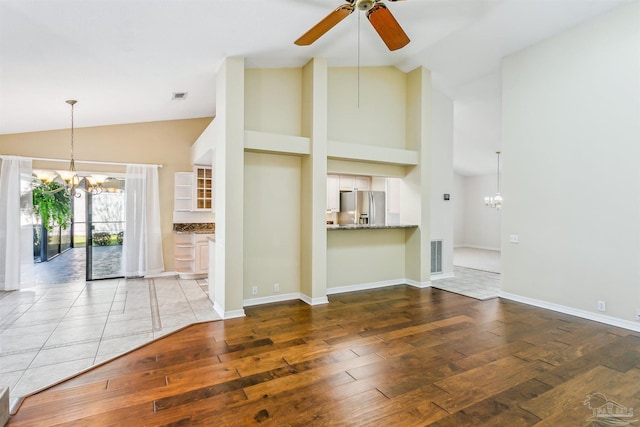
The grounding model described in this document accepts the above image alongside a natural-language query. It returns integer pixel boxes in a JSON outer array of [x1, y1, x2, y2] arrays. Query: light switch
[[509, 234, 519, 243]]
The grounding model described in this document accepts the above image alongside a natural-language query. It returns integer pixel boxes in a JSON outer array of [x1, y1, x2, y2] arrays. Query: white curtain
[[123, 164, 164, 277], [0, 156, 34, 290]]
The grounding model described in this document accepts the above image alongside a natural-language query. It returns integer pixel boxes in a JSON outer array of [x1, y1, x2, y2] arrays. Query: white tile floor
[[0, 276, 220, 411], [431, 266, 501, 300], [430, 248, 502, 300]]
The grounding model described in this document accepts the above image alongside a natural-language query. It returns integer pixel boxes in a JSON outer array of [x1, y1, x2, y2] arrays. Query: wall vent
[[431, 240, 443, 274], [172, 92, 188, 101]]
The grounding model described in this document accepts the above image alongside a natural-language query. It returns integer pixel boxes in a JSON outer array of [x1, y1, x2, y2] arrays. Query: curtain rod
[[17, 156, 163, 168]]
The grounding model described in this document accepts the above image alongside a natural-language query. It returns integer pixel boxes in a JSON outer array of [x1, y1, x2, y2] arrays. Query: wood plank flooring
[[8, 285, 640, 426]]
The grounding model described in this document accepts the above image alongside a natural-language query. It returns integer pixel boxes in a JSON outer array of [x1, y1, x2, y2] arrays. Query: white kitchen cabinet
[[327, 175, 340, 212], [338, 175, 354, 191], [194, 166, 213, 211], [195, 234, 210, 274], [354, 176, 371, 191], [337, 175, 371, 192], [174, 166, 214, 212], [386, 177, 401, 213], [174, 232, 214, 279]]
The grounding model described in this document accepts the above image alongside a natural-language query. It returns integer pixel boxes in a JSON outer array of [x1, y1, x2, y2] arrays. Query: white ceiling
[[0, 0, 633, 175]]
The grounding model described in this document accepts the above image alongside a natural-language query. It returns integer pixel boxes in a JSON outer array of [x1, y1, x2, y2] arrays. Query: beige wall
[[245, 68, 302, 136], [0, 117, 212, 271], [328, 66, 407, 149], [244, 152, 301, 298], [327, 229, 407, 288]]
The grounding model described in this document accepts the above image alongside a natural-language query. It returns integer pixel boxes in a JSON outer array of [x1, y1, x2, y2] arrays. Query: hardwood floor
[[8, 286, 640, 426]]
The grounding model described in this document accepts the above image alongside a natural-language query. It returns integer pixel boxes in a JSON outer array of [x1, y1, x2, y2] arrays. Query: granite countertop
[[173, 223, 215, 234], [327, 224, 419, 230]]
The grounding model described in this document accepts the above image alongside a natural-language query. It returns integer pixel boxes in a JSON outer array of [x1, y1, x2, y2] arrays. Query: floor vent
[[431, 240, 443, 274]]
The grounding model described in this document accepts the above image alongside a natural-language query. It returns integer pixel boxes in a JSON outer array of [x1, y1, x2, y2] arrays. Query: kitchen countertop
[[173, 223, 215, 234], [327, 224, 418, 230]]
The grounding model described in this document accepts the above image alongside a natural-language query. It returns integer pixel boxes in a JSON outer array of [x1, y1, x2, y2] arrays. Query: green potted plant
[[32, 181, 72, 230]]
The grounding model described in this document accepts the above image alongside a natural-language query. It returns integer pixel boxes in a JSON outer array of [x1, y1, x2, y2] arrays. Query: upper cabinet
[[327, 174, 372, 211], [174, 166, 214, 212], [327, 175, 340, 212], [194, 166, 213, 211], [338, 175, 371, 191]]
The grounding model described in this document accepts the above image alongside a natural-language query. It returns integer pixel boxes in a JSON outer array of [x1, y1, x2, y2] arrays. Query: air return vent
[[431, 240, 442, 274], [172, 92, 188, 101]]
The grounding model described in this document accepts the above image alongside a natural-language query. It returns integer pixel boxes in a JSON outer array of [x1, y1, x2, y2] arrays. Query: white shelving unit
[[174, 172, 194, 212], [174, 232, 214, 279], [174, 167, 214, 212]]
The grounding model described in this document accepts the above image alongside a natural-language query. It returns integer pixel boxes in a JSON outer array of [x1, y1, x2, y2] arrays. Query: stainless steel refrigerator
[[338, 191, 386, 226]]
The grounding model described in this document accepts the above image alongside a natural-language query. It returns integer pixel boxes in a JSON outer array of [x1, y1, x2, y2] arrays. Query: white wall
[[430, 86, 454, 275], [462, 173, 502, 250], [501, 1, 640, 325], [452, 172, 501, 250]]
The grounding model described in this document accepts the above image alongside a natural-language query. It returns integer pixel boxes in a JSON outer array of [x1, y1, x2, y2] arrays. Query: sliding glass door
[[85, 182, 125, 281]]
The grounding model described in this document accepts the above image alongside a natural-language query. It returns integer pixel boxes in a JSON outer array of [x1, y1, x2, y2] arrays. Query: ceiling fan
[[295, 0, 410, 51]]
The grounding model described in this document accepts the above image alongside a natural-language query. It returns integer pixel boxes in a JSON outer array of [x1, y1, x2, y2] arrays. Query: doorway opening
[[33, 174, 126, 284]]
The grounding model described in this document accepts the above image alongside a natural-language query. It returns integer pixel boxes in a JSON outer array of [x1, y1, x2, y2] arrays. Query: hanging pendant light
[[55, 100, 83, 197], [484, 151, 503, 210], [33, 100, 110, 196]]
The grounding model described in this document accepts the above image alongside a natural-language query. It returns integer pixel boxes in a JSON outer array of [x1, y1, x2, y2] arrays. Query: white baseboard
[[430, 272, 455, 281], [500, 292, 640, 333], [244, 293, 300, 307], [326, 279, 407, 295], [327, 278, 431, 295], [299, 294, 329, 306], [141, 271, 179, 279], [213, 301, 245, 319], [458, 245, 501, 252], [405, 279, 431, 288]]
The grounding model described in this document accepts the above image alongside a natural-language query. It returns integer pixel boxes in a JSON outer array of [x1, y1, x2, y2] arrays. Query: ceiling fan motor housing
[[356, 0, 375, 11]]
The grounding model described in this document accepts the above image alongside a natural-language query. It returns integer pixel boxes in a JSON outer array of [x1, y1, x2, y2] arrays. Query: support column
[[213, 57, 246, 318], [300, 58, 329, 304], [403, 67, 431, 286]]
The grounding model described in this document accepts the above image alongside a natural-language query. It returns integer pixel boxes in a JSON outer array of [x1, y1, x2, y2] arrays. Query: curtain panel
[[123, 164, 164, 277], [0, 156, 34, 290]]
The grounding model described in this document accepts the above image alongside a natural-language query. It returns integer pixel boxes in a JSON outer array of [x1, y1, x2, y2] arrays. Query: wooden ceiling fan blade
[[366, 3, 410, 51], [295, 4, 355, 46]]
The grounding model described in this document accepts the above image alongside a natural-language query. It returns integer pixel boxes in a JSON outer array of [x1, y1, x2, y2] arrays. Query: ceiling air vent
[[172, 92, 188, 101]]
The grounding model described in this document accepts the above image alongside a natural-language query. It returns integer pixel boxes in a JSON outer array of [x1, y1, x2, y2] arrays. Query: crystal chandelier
[[484, 151, 502, 210]]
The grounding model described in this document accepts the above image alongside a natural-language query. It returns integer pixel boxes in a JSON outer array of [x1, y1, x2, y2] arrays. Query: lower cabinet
[[174, 232, 214, 279]]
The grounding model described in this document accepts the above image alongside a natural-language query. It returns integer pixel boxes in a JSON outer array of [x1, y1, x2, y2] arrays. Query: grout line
[[149, 279, 162, 331]]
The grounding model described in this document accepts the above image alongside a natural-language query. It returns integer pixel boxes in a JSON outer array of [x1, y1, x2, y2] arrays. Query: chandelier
[[484, 151, 503, 210], [33, 100, 115, 196]]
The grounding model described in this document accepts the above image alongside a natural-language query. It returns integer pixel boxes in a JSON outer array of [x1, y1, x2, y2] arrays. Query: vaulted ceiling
[[0, 0, 632, 174]]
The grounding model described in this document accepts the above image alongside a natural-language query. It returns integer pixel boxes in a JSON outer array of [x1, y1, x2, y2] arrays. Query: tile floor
[[0, 276, 220, 411], [431, 266, 501, 300], [34, 246, 123, 284]]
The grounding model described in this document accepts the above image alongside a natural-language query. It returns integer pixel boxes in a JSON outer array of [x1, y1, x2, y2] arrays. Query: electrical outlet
[[597, 300, 606, 312], [509, 234, 519, 243], [273, 283, 279, 293], [251, 286, 258, 296], [635, 308, 640, 321]]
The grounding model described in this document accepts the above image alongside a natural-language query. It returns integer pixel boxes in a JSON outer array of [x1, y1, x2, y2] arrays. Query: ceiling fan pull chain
[[357, 9, 360, 109]]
